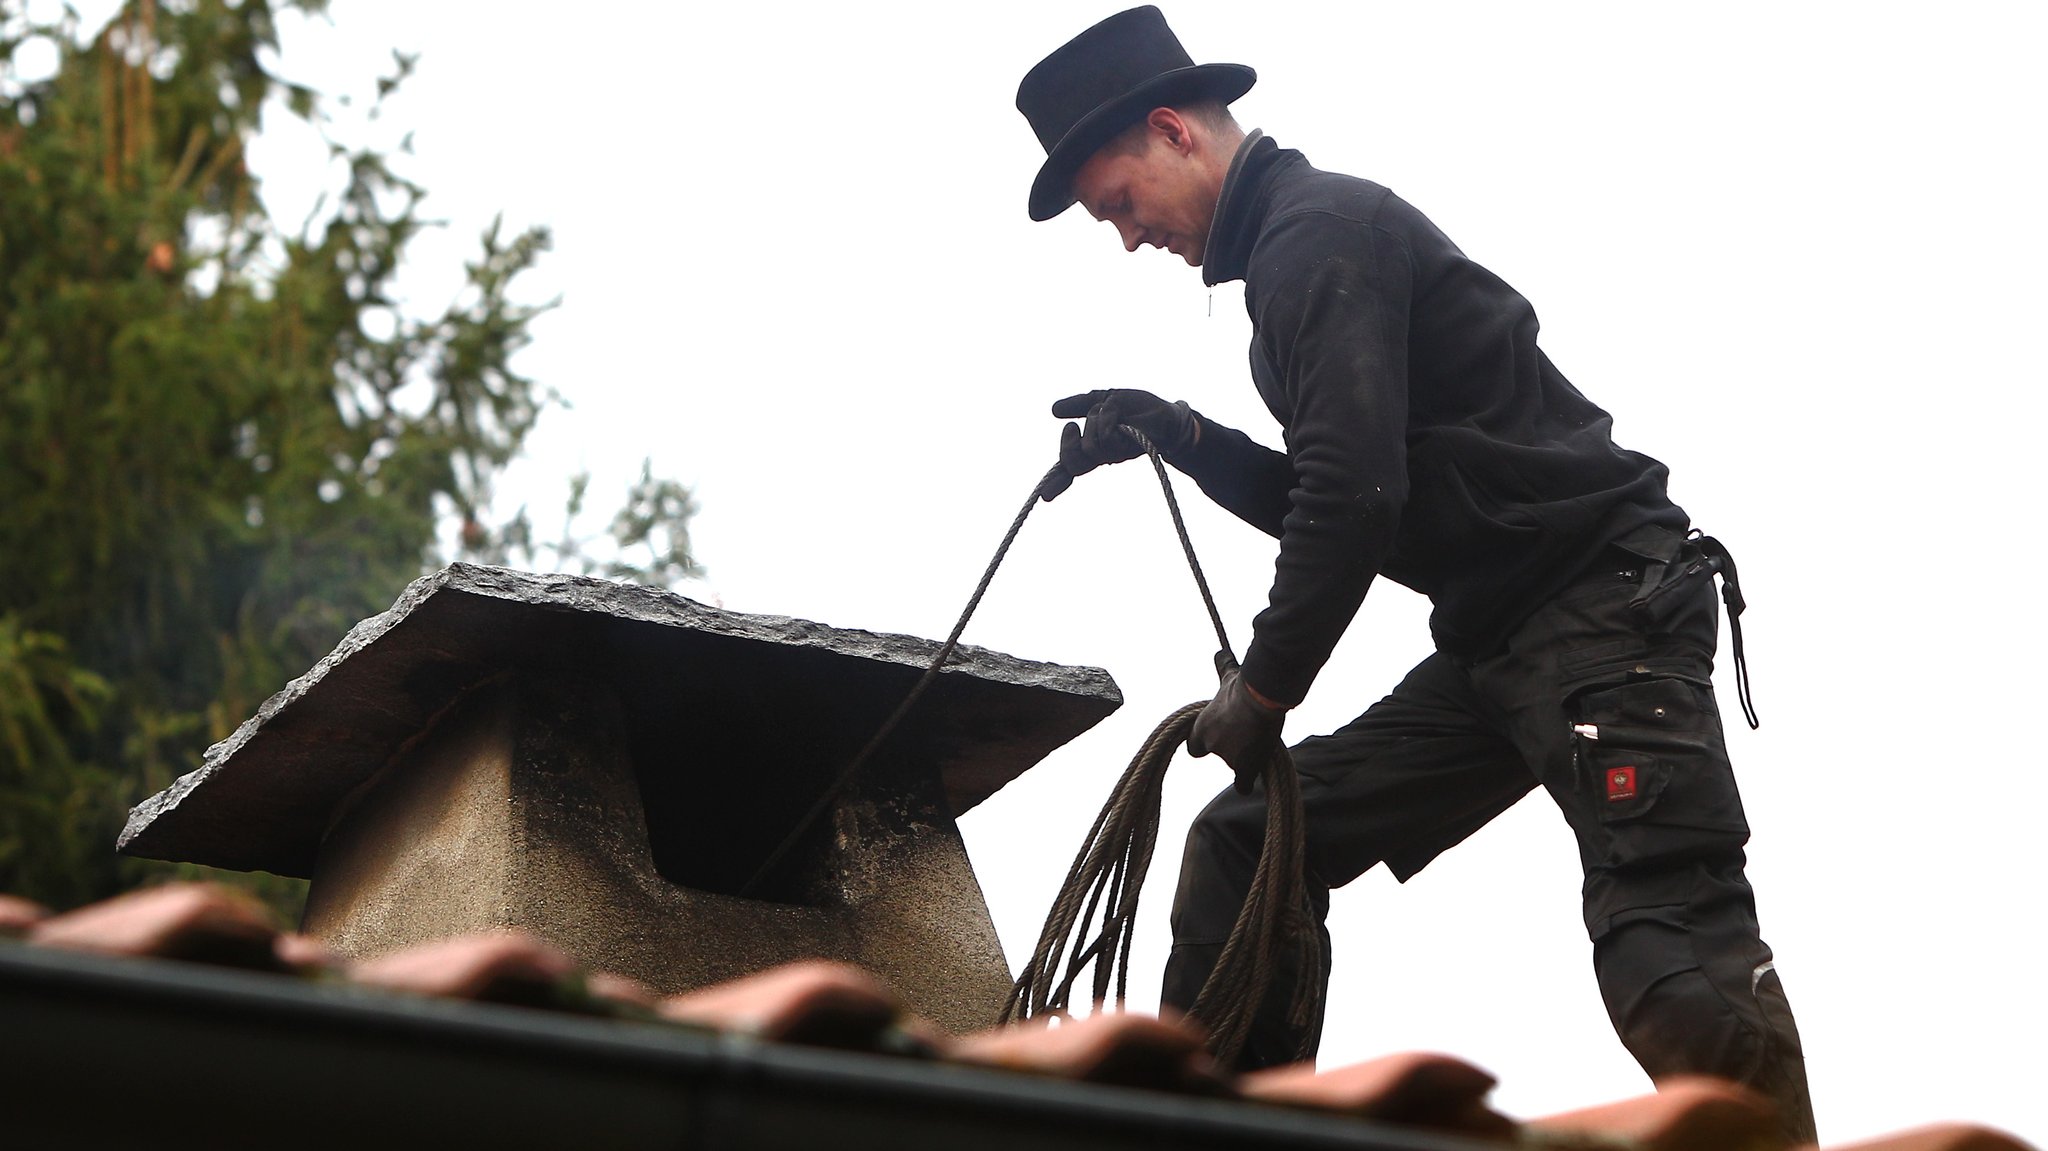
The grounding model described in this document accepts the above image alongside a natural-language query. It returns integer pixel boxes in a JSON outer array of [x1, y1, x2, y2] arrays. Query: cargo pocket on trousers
[[1569, 675, 1747, 871]]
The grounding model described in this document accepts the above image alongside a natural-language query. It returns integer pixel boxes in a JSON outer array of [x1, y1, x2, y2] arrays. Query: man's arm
[[1045, 389, 1294, 534], [1237, 211, 1415, 708], [1166, 418, 1295, 538]]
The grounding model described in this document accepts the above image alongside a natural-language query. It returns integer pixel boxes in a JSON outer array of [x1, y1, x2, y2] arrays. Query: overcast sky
[[22, 1, 2048, 1142]]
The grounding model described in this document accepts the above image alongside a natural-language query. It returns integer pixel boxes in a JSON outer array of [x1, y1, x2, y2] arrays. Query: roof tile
[[26, 882, 299, 973], [272, 931, 341, 972], [658, 959, 937, 1055], [1822, 1124, 2040, 1151], [0, 893, 51, 935], [1528, 1076, 1787, 1151], [1240, 1052, 1516, 1138], [952, 1012, 1229, 1096], [348, 930, 645, 1014]]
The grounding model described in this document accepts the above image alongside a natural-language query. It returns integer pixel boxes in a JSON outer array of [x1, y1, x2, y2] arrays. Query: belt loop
[[1636, 559, 1667, 602]]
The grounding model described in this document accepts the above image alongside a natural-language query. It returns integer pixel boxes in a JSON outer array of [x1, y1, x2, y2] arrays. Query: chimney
[[119, 565, 1120, 1033]]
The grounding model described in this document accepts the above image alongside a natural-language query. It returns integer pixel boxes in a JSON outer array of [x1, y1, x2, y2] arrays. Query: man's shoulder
[[1242, 160, 1415, 288], [1263, 156, 1394, 229], [1246, 159, 1462, 289]]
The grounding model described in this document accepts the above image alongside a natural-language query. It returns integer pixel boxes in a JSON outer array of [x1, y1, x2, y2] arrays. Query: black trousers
[[1162, 547, 1817, 1143]]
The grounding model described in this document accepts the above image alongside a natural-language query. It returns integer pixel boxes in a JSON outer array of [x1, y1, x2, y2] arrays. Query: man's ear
[[1146, 107, 1194, 155]]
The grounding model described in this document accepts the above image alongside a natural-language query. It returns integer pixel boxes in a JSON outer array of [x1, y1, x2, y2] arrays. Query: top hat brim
[[1027, 62, 1255, 222]]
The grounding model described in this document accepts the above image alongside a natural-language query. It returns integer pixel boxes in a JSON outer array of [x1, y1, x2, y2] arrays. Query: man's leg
[[1164, 650, 1536, 1070], [1478, 563, 1817, 1142], [1591, 863, 1813, 1144]]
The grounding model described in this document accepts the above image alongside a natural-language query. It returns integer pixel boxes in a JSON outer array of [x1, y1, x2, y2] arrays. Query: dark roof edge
[[2, 945, 1495, 1151]]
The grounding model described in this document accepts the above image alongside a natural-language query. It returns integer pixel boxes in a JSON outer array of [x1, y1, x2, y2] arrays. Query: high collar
[[1201, 129, 1282, 286]]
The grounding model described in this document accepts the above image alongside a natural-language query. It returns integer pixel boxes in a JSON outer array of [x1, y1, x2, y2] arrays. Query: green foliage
[[0, 619, 115, 908], [484, 461, 706, 588], [0, 1, 698, 914]]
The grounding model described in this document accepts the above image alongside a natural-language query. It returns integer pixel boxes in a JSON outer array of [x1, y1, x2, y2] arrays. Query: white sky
[[25, 1, 2048, 1142]]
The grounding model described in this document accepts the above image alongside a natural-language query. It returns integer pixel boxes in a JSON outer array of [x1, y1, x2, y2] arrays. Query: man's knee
[[1595, 912, 1772, 1079], [1593, 905, 1813, 1141]]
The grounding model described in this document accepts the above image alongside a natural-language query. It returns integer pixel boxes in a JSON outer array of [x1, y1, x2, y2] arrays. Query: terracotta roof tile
[[272, 930, 341, 972], [1240, 1052, 1516, 1138], [658, 959, 938, 1055], [349, 930, 650, 1014], [0, 893, 51, 934], [585, 969, 662, 1010], [1528, 1076, 1787, 1151], [1822, 1124, 2039, 1151], [25, 882, 303, 973], [952, 1012, 1230, 1096]]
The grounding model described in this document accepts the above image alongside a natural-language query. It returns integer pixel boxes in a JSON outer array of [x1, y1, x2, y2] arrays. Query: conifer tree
[[0, 0, 696, 911]]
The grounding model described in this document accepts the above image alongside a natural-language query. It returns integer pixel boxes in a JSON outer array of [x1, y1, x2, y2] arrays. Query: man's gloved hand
[[1047, 389, 1199, 497], [1186, 651, 1288, 794]]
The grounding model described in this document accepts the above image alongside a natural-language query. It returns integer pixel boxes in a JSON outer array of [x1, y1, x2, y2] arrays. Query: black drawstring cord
[[1694, 535, 1759, 730]]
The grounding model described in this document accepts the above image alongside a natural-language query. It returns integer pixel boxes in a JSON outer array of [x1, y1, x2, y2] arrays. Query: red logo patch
[[1607, 766, 1638, 801]]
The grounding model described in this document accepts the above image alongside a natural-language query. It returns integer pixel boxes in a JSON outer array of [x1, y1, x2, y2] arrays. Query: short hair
[[1100, 101, 1240, 158]]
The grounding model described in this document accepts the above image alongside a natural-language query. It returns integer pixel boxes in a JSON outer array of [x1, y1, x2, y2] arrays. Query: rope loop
[[1003, 439, 1322, 1068]]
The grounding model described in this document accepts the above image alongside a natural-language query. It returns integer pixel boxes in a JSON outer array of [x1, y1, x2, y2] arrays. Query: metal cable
[[737, 464, 1067, 900], [1141, 443, 1232, 655]]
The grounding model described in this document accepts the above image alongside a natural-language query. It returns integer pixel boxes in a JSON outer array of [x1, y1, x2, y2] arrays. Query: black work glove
[[1186, 651, 1288, 794], [1045, 389, 1199, 499]]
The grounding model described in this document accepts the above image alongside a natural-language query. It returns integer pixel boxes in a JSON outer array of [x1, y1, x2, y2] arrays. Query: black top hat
[[1016, 7, 1255, 221]]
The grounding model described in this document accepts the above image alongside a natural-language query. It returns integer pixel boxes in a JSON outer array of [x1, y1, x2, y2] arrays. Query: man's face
[[1072, 131, 1219, 267]]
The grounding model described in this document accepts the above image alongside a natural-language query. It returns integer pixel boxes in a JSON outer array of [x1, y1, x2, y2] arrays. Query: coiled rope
[[739, 433, 1322, 1067]]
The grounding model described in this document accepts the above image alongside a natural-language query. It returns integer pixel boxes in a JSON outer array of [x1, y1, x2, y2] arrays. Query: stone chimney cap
[[119, 564, 1122, 876]]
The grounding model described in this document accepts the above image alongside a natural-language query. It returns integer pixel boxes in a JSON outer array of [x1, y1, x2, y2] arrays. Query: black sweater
[[1180, 134, 1686, 705]]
